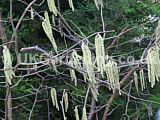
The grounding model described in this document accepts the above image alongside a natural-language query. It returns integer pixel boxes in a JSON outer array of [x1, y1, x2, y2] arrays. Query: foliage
[[0, 0, 160, 120]]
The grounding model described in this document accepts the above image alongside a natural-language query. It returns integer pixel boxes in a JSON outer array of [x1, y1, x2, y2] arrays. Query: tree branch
[[102, 66, 137, 120]]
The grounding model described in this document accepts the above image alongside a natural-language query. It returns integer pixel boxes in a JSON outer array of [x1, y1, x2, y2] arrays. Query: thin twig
[[9, 0, 37, 48], [102, 66, 137, 120], [28, 78, 44, 120]]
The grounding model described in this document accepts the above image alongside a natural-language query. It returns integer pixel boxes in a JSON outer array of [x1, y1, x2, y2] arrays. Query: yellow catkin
[[30, 7, 34, 20], [140, 69, 145, 91], [82, 106, 87, 120], [69, 68, 77, 86], [82, 62, 88, 82], [134, 71, 139, 91], [82, 42, 99, 100], [51, 88, 59, 111], [71, 50, 82, 70], [94, 0, 99, 10], [74, 106, 80, 120], [52, 14, 55, 25], [147, 47, 160, 88], [68, 0, 74, 11], [94, 0, 103, 10], [95, 33, 105, 77], [105, 60, 121, 95], [60, 90, 67, 119], [81, 42, 96, 84], [155, 20, 160, 47], [64, 92, 68, 112], [60, 101, 67, 120], [3, 46, 15, 85], [51, 88, 55, 106], [47, 0, 58, 16], [42, 11, 57, 53], [69, 58, 77, 86]]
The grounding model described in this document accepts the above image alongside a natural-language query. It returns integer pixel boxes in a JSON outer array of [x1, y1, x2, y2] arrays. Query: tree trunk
[[5, 83, 12, 120]]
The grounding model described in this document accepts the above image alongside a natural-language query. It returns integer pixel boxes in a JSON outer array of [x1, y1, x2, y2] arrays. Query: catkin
[[68, 0, 74, 11], [74, 106, 80, 120], [47, 0, 58, 16], [64, 92, 68, 112], [3, 46, 15, 85], [52, 14, 55, 25], [69, 68, 77, 86], [69, 59, 77, 86], [82, 42, 96, 84], [60, 100, 67, 120], [155, 20, 160, 47], [147, 47, 160, 88], [82, 42, 99, 100], [82, 106, 87, 120], [42, 11, 58, 53], [95, 33, 105, 77], [134, 71, 139, 91], [94, 0, 103, 10], [105, 60, 121, 95], [30, 7, 34, 20], [140, 69, 145, 91], [51, 88, 59, 111], [94, 0, 99, 10], [71, 50, 82, 70]]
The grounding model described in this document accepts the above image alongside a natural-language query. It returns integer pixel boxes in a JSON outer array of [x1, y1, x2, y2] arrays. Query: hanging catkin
[[95, 33, 105, 77], [105, 60, 121, 94], [64, 92, 69, 112], [52, 14, 55, 25], [59, 90, 68, 120], [47, 0, 58, 16], [69, 68, 77, 86], [155, 20, 160, 47], [30, 7, 34, 20], [68, 0, 74, 11], [81, 42, 96, 84], [69, 59, 77, 86], [71, 50, 82, 70], [134, 71, 139, 91], [82, 42, 99, 100], [42, 11, 57, 53], [94, 0, 99, 10], [147, 47, 160, 88], [82, 106, 87, 120], [94, 0, 103, 10], [74, 106, 80, 120], [3, 46, 15, 85], [51, 88, 59, 111], [60, 100, 67, 120], [140, 69, 145, 91]]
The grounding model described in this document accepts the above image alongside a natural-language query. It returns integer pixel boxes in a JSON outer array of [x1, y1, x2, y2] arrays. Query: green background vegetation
[[0, 0, 160, 120]]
